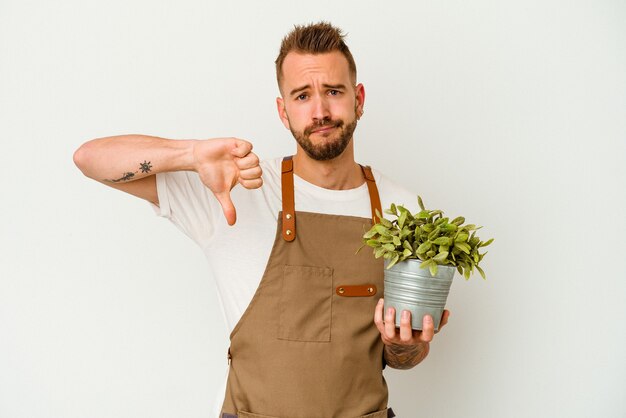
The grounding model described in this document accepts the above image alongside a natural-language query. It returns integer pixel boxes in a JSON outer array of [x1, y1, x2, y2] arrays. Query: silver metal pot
[[383, 259, 455, 331]]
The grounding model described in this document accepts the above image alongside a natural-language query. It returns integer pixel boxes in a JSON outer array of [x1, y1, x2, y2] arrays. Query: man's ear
[[355, 83, 366, 118], [276, 97, 290, 130]]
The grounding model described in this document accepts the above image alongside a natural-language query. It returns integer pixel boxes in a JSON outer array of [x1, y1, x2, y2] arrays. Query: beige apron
[[221, 156, 394, 418]]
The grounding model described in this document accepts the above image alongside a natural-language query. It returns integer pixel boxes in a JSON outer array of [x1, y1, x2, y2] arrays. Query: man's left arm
[[374, 298, 450, 369]]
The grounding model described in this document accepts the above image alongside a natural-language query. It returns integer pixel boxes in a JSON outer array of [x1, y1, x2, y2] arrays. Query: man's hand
[[374, 298, 450, 369], [192, 138, 263, 226]]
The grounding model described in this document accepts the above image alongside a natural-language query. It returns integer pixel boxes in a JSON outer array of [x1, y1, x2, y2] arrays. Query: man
[[74, 22, 449, 418]]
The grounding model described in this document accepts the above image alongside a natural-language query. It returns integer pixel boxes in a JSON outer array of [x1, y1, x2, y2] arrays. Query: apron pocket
[[277, 265, 333, 342]]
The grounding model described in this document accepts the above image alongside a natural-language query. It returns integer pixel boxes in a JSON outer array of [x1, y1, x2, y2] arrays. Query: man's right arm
[[73, 134, 262, 225], [73, 134, 195, 205]]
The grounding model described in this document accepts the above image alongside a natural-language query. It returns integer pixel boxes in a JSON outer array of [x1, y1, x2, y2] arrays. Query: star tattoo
[[139, 160, 152, 173]]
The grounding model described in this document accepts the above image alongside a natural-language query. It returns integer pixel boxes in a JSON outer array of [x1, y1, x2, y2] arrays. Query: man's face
[[276, 51, 365, 161]]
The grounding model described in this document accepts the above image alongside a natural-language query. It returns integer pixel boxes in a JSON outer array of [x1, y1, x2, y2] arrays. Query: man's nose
[[311, 95, 331, 122]]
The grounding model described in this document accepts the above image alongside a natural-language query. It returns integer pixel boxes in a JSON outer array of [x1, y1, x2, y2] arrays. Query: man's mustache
[[304, 119, 344, 135]]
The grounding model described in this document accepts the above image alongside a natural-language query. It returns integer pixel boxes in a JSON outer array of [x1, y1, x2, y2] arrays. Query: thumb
[[230, 139, 253, 158], [214, 190, 237, 226]]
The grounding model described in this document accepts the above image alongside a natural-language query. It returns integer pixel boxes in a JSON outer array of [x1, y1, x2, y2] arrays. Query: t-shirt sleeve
[[149, 171, 218, 248]]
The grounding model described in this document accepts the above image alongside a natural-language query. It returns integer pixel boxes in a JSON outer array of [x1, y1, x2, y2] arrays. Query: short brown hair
[[275, 22, 357, 87]]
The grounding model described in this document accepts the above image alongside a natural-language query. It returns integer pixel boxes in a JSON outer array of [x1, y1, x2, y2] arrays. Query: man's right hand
[[192, 138, 263, 226]]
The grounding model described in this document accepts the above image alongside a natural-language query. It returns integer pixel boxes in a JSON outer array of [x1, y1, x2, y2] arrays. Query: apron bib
[[221, 156, 394, 418]]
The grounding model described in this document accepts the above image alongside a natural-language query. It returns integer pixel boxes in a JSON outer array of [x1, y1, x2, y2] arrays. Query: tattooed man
[[74, 22, 449, 418]]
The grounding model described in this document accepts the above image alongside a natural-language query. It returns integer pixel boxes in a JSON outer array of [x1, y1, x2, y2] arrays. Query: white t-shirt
[[152, 157, 419, 333]]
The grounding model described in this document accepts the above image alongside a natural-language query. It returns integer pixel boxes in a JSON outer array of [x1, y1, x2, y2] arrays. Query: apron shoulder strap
[[360, 165, 382, 225], [281, 156, 296, 242], [280, 157, 383, 242]]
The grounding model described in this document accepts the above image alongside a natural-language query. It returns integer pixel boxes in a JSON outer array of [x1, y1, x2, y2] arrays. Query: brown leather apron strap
[[281, 157, 382, 242], [281, 156, 296, 242], [360, 164, 382, 225]]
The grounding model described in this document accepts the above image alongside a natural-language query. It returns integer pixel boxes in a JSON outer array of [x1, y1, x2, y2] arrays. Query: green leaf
[[375, 208, 383, 221], [433, 237, 452, 246], [454, 242, 471, 254], [476, 265, 486, 279], [433, 251, 448, 263], [428, 227, 441, 240], [417, 196, 425, 211], [426, 250, 436, 258], [417, 241, 432, 254], [380, 217, 393, 228], [387, 253, 400, 269], [383, 243, 396, 251], [392, 236, 401, 246], [451, 216, 465, 226], [429, 262, 438, 276], [363, 228, 377, 239], [403, 248, 412, 257], [374, 225, 390, 235], [391, 203, 399, 216], [374, 247, 385, 258], [419, 259, 433, 270], [455, 233, 469, 243], [403, 241, 413, 251], [398, 210, 407, 228], [480, 238, 494, 247], [417, 210, 431, 219], [366, 239, 380, 247]]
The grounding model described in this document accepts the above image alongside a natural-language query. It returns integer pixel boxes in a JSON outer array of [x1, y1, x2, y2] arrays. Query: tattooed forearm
[[384, 342, 430, 370], [105, 161, 152, 183]]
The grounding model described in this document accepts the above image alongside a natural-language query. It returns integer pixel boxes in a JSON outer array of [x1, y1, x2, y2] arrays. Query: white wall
[[1, 0, 624, 417]]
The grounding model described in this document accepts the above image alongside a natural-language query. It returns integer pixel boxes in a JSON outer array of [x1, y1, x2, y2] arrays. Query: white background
[[1, 0, 625, 417]]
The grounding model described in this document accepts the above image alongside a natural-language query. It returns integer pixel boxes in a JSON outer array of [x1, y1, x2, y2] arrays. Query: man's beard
[[290, 114, 358, 161]]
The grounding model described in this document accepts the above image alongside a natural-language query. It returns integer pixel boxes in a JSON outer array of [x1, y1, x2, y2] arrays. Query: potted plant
[[361, 196, 493, 331]]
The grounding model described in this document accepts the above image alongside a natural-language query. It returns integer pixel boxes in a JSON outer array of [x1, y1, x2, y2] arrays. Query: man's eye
[[297, 94, 308, 100], [329, 90, 340, 96]]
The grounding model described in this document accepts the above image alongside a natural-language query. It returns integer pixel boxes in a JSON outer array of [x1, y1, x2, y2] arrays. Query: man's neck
[[292, 145, 364, 190]]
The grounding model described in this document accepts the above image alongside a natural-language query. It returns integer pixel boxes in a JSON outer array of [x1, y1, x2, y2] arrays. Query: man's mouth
[[309, 121, 341, 134], [311, 126, 336, 134]]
